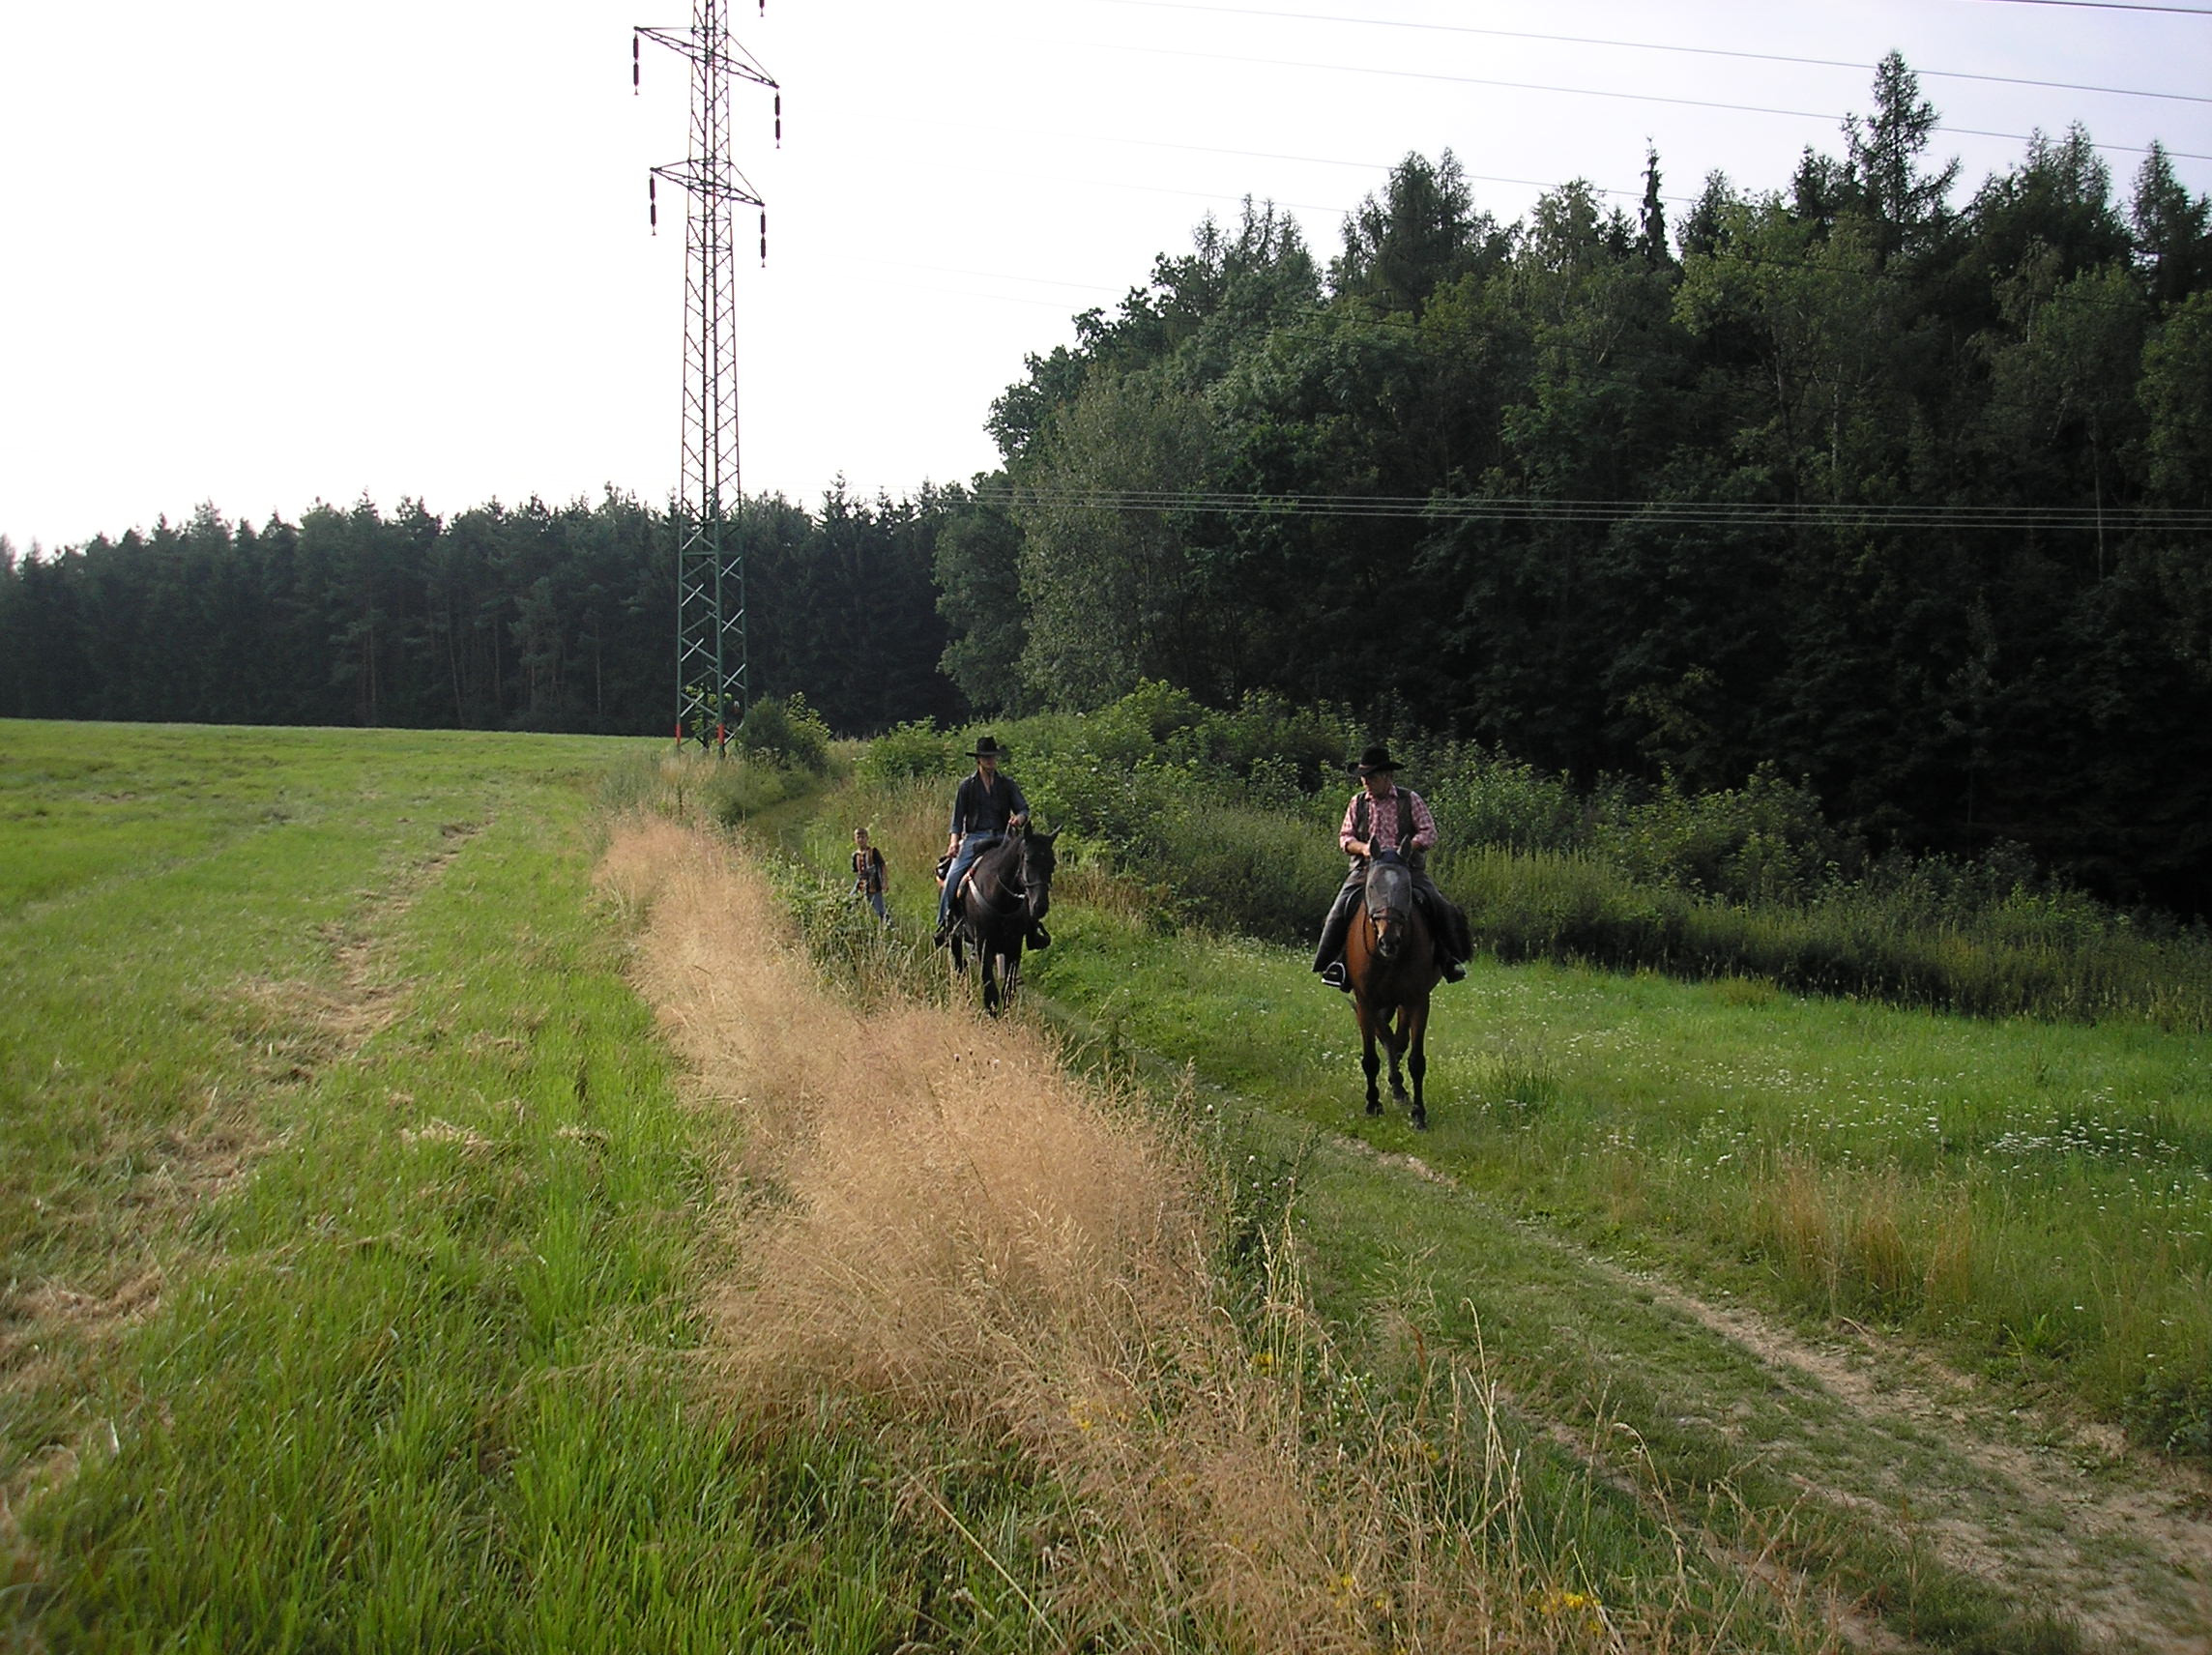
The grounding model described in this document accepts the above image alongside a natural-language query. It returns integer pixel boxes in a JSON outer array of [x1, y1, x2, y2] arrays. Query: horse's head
[[1364, 857, 1413, 962], [1017, 826, 1058, 923]]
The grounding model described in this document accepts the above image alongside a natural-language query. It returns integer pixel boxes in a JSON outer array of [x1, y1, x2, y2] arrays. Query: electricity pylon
[[636, 2, 778, 750]]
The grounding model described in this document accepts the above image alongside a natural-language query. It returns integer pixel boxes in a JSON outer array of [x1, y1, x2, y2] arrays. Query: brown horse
[[1344, 856, 1439, 1128], [946, 824, 1058, 1015]]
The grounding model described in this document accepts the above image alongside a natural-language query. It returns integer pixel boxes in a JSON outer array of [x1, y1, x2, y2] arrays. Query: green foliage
[[0, 487, 966, 739], [888, 693, 2212, 1029], [933, 61, 2212, 920], [855, 719, 967, 783], [735, 691, 832, 773]]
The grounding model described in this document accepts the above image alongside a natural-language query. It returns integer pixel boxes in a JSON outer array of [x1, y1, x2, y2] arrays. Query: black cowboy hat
[[967, 735, 1009, 760], [1352, 744, 1402, 774]]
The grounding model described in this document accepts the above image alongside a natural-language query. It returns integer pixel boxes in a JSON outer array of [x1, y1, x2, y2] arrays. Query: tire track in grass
[[1239, 1089, 2208, 1653], [0, 820, 487, 1603]]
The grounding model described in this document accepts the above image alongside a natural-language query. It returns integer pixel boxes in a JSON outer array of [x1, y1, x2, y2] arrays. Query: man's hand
[[1349, 839, 1372, 858]]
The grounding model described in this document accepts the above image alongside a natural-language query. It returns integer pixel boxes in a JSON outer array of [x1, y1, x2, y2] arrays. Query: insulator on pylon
[[631, 34, 639, 91], [773, 94, 781, 146], [650, 175, 657, 233], [759, 211, 768, 265]]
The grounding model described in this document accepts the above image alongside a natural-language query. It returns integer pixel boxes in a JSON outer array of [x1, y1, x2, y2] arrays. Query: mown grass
[[809, 770, 2212, 1466], [2, 726, 1080, 1649]]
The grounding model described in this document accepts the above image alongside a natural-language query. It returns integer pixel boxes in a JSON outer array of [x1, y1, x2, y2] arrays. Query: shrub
[[858, 720, 965, 783], [737, 693, 832, 772], [860, 689, 2212, 1030]]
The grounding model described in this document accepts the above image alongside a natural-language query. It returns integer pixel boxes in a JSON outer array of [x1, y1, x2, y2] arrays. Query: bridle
[[964, 830, 1052, 924], [1364, 858, 1412, 963]]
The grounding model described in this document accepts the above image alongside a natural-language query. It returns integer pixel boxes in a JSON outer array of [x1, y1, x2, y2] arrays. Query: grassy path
[[799, 775, 2212, 1653], [1240, 1105, 2206, 1652]]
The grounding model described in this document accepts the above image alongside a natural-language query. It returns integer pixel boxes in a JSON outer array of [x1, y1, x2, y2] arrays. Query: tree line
[[0, 484, 962, 738], [934, 55, 2212, 915]]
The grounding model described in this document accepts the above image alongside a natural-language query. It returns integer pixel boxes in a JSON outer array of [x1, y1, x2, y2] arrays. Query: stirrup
[[1440, 959, 1466, 983], [1318, 962, 1349, 991]]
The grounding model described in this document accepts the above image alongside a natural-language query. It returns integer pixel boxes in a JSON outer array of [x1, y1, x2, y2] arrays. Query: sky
[[2, 0, 2207, 555]]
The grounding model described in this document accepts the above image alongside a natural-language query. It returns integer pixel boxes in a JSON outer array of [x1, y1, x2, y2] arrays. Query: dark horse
[[1344, 854, 1440, 1128], [946, 824, 1058, 1015]]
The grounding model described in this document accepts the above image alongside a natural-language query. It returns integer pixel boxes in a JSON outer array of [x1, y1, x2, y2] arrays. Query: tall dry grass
[[598, 817, 1756, 1652]]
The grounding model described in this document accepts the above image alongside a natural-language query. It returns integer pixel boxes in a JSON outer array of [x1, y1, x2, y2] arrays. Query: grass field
[[785, 769, 2212, 1651], [3, 723, 1088, 1649], [3, 724, 1802, 1652], [807, 773, 2212, 1460], [7, 722, 2207, 1652]]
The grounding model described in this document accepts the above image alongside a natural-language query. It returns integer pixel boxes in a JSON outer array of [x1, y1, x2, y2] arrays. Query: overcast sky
[[2, 0, 2206, 554]]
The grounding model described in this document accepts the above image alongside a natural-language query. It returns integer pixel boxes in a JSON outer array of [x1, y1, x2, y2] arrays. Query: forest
[[3, 56, 2208, 911]]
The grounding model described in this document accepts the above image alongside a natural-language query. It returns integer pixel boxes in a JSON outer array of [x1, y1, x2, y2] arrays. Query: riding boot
[[1311, 884, 1357, 975], [1028, 920, 1052, 949]]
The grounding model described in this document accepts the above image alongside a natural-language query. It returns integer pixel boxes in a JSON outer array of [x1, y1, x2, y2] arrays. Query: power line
[[908, 116, 1693, 205], [1096, 42, 2212, 164], [1962, 0, 2212, 15], [1093, 0, 2212, 106], [975, 483, 2212, 532]]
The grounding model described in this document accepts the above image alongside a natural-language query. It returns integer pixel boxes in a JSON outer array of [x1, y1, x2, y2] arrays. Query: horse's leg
[[1355, 996, 1382, 1115], [1004, 939, 1023, 1006], [1406, 997, 1429, 1130], [981, 937, 1002, 1016], [1386, 1002, 1410, 1104]]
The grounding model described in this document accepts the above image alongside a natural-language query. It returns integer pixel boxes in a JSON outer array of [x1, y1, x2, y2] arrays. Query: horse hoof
[[1412, 1109, 1428, 1131], [1365, 1098, 1382, 1117]]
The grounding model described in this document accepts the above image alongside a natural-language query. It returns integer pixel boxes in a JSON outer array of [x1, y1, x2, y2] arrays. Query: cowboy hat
[[967, 735, 1009, 760], [1352, 744, 1402, 774]]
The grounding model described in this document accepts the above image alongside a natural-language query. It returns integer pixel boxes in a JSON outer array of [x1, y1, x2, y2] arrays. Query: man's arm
[[1339, 796, 1368, 858]]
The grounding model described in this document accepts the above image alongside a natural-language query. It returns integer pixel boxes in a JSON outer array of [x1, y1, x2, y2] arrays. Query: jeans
[[937, 832, 1003, 928]]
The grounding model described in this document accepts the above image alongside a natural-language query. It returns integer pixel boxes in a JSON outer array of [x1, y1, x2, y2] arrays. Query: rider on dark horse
[[1313, 745, 1470, 990], [934, 736, 1046, 948]]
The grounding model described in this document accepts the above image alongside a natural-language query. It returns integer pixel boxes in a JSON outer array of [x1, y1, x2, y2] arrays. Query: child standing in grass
[[851, 828, 889, 924]]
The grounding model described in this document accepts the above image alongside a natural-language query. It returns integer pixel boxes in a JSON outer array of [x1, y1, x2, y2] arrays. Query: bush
[[858, 720, 965, 783], [737, 693, 832, 772], [860, 687, 2212, 1030]]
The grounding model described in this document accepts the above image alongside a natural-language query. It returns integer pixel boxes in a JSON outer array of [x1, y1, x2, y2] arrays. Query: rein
[[964, 840, 1028, 918]]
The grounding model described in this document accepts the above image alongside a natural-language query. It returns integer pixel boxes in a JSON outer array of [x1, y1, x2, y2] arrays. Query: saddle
[[937, 849, 1051, 947]]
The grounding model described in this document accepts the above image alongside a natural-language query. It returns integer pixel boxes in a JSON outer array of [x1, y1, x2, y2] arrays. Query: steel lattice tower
[[637, 3, 777, 750]]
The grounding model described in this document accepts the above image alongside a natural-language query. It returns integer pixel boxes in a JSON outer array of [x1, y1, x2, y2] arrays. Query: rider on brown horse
[[1313, 745, 1470, 990]]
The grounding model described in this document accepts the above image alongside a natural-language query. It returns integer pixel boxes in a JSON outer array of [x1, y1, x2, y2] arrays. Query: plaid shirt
[[1339, 785, 1437, 857]]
